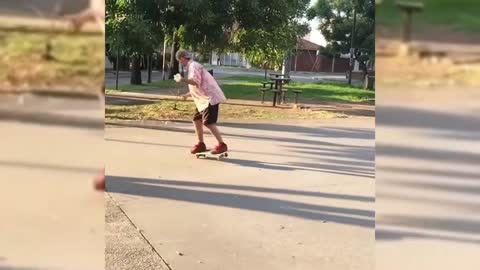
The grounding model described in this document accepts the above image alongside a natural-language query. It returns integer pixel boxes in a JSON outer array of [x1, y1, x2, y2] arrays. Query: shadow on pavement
[[221, 122, 375, 140], [377, 105, 480, 141], [0, 160, 100, 174], [0, 109, 103, 129], [140, 179, 374, 202], [376, 105, 480, 244], [106, 138, 374, 179], [107, 176, 375, 228]]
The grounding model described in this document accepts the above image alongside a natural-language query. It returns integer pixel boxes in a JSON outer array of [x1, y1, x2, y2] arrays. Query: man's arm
[[181, 77, 199, 87]]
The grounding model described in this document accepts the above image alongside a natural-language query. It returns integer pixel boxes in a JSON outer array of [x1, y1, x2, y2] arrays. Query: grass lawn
[[108, 75, 374, 103], [0, 30, 104, 92], [377, 0, 480, 33], [220, 76, 373, 103], [106, 101, 342, 121]]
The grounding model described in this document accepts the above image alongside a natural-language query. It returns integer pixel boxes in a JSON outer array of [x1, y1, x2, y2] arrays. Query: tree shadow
[[0, 160, 100, 174], [376, 229, 480, 245], [107, 121, 372, 150], [106, 138, 374, 179], [0, 108, 103, 129], [220, 122, 374, 140], [377, 105, 480, 244], [377, 105, 480, 140], [146, 179, 374, 202], [107, 176, 374, 228]]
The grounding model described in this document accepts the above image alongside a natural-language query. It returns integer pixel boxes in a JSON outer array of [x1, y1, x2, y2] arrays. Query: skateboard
[[195, 150, 229, 160]]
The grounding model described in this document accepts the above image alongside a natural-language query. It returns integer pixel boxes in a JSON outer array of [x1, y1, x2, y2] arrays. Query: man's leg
[[205, 124, 224, 144], [194, 119, 204, 143], [206, 123, 228, 154]]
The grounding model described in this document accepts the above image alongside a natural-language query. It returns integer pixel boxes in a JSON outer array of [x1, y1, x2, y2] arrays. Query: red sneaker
[[93, 169, 105, 191], [191, 142, 207, 154], [211, 143, 228, 154]]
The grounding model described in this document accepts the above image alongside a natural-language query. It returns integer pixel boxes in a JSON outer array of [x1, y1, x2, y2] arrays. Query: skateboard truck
[[195, 151, 229, 160]]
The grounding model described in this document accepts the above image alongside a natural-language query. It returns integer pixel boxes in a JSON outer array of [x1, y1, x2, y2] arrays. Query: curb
[[0, 108, 104, 129], [106, 119, 194, 133], [1, 89, 100, 100]]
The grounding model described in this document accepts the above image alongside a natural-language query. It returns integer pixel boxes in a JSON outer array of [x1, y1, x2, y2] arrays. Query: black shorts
[[193, 103, 219, 125]]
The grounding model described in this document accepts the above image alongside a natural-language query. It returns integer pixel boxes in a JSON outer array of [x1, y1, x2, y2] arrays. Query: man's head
[[175, 49, 192, 66]]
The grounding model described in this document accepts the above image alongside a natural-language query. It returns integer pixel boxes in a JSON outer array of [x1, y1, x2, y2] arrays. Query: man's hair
[[175, 49, 191, 61]]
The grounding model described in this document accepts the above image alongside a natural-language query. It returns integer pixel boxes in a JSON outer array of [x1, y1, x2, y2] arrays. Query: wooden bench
[[395, 1, 424, 42], [261, 81, 274, 89], [259, 88, 270, 103], [271, 89, 280, 107], [292, 90, 303, 104]]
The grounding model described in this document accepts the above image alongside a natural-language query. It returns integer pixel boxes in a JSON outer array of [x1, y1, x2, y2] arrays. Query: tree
[[231, 0, 311, 77], [106, 0, 160, 84], [308, 0, 375, 72]]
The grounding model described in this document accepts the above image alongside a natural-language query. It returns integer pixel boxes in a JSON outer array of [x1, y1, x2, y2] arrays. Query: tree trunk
[[168, 33, 180, 79], [162, 39, 167, 80], [130, 55, 142, 85], [147, 54, 152, 83], [115, 48, 120, 90]]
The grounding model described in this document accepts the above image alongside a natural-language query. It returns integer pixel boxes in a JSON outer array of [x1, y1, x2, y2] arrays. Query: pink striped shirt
[[187, 60, 226, 111]]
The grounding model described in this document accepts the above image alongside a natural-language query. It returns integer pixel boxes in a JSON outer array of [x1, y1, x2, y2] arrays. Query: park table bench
[[261, 81, 274, 89], [258, 88, 270, 103], [292, 90, 303, 104], [269, 73, 285, 78], [282, 86, 303, 105], [395, 1, 424, 42], [270, 77, 291, 106]]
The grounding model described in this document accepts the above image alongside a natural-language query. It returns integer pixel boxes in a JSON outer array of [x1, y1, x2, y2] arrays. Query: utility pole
[[348, 0, 358, 85]]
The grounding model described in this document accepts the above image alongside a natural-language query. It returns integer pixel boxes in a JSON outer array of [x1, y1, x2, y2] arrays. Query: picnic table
[[395, 1, 424, 42], [270, 77, 291, 106], [269, 73, 285, 78]]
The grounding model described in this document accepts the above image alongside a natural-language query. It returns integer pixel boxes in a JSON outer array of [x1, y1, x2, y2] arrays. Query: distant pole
[[162, 39, 167, 80], [115, 47, 120, 90], [348, 0, 358, 85]]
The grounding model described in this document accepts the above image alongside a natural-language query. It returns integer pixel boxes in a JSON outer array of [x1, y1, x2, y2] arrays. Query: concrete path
[[106, 117, 375, 270], [376, 87, 480, 269], [0, 95, 104, 270]]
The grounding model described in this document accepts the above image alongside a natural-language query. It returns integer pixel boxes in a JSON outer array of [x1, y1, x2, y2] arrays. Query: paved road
[[0, 95, 104, 270], [106, 117, 375, 270], [376, 87, 480, 269]]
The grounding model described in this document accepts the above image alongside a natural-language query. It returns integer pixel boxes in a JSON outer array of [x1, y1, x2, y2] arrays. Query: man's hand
[[174, 73, 183, 83]]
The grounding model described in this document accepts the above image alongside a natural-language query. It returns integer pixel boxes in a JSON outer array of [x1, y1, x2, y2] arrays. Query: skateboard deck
[[195, 150, 229, 160]]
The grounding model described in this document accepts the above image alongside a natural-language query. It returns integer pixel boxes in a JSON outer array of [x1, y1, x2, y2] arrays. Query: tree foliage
[[106, 0, 313, 83], [308, 0, 375, 71]]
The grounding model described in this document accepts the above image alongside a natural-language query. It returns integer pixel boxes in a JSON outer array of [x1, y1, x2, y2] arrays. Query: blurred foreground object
[[64, 0, 105, 33], [0, 94, 105, 270], [376, 1, 480, 269], [395, 1, 424, 43]]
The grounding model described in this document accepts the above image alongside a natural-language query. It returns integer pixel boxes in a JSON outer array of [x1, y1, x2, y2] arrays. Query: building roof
[[297, 38, 323, 51]]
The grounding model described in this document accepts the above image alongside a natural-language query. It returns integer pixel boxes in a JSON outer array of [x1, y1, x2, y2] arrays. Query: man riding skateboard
[[174, 49, 228, 155]]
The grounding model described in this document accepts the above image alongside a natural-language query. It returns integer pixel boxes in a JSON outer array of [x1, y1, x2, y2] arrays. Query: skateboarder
[[174, 49, 228, 155]]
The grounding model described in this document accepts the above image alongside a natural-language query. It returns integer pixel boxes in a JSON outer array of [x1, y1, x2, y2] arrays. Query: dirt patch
[[106, 101, 345, 121], [0, 30, 103, 95], [376, 38, 480, 88]]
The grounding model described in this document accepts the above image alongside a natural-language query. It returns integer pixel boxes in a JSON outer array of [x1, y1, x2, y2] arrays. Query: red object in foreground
[[93, 169, 105, 191]]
